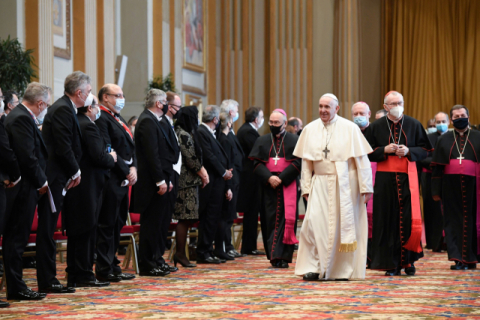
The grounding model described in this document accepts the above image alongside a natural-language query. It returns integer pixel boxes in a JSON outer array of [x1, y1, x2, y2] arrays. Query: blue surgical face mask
[[95, 108, 101, 121], [233, 112, 239, 122], [114, 98, 125, 112], [427, 127, 437, 134], [353, 116, 368, 128], [436, 123, 448, 133]]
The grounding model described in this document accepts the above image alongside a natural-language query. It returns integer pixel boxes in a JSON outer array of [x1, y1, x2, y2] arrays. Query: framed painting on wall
[[53, 0, 71, 59], [183, 0, 206, 72]]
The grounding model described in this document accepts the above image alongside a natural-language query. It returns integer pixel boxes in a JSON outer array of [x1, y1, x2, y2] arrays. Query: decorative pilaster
[[38, 0, 54, 89], [85, 0, 98, 92]]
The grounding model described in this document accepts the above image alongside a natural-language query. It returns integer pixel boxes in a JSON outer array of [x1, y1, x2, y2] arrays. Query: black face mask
[[270, 124, 283, 136], [453, 117, 469, 130], [162, 104, 169, 114], [173, 107, 181, 119], [297, 129, 303, 136]]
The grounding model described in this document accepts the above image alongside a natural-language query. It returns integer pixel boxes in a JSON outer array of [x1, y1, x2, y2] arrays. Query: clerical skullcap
[[321, 93, 339, 102], [273, 108, 287, 118]]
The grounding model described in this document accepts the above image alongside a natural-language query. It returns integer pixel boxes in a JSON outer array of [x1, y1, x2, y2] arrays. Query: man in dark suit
[[3, 82, 51, 301], [95, 84, 136, 282], [237, 106, 265, 255], [134, 89, 176, 276], [36, 71, 91, 294], [196, 105, 233, 263], [153, 91, 182, 273], [0, 87, 21, 307], [63, 97, 117, 287], [218, 100, 245, 259]]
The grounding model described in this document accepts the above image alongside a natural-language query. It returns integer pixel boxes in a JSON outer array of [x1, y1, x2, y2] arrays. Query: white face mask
[[38, 107, 48, 122], [0, 99, 4, 114], [389, 106, 404, 119], [257, 118, 264, 129], [84, 92, 94, 107]]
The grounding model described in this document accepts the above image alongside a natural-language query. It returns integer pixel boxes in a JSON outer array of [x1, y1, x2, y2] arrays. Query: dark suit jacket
[[62, 114, 115, 235], [218, 132, 236, 190], [160, 117, 180, 163], [134, 109, 176, 213], [4, 104, 47, 188], [236, 122, 260, 212], [96, 106, 136, 179], [226, 131, 244, 185], [42, 95, 82, 186], [197, 124, 229, 178], [0, 118, 21, 183]]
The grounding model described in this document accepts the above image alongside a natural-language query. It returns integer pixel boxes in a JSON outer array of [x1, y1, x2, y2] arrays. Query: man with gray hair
[[365, 91, 432, 276], [218, 99, 245, 258], [3, 82, 51, 301], [36, 71, 93, 294], [196, 105, 233, 263], [133, 89, 177, 276]]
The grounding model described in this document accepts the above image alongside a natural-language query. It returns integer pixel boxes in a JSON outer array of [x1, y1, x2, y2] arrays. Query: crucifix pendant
[[323, 147, 330, 159], [273, 156, 280, 165], [458, 154, 464, 164]]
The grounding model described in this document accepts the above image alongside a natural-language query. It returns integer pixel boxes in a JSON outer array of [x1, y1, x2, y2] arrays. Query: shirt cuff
[[12, 176, 22, 186], [71, 169, 81, 180], [222, 171, 226, 177], [156, 180, 166, 187]]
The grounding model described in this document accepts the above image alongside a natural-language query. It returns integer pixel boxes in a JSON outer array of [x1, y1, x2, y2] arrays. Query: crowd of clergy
[[0, 71, 478, 308]]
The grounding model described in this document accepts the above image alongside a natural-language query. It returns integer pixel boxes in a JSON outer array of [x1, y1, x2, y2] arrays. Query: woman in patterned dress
[[173, 106, 209, 267]]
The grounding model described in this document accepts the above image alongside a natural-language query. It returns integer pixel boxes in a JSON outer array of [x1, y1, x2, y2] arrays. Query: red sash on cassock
[[444, 159, 480, 255], [377, 156, 422, 253], [100, 106, 133, 140], [265, 158, 299, 245]]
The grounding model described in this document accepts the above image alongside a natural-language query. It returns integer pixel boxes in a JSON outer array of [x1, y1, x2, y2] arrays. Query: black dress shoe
[[8, 289, 47, 300], [385, 268, 401, 276], [214, 256, 226, 263], [450, 261, 468, 270], [69, 279, 110, 287], [303, 272, 320, 281], [214, 251, 235, 261], [0, 300, 9, 308], [404, 263, 416, 276], [113, 272, 136, 280], [39, 283, 75, 294], [96, 274, 123, 282], [158, 264, 178, 273], [197, 257, 221, 264], [467, 263, 477, 269], [246, 250, 265, 255], [139, 268, 170, 277], [227, 250, 247, 258], [271, 260, 289, 268]]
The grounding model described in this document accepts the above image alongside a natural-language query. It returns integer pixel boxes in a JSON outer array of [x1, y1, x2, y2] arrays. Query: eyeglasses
[[386, 101, 404, 107], [169, 104, 182, 109], [0, 96, 4, 99], [106, 93, 125, 99]]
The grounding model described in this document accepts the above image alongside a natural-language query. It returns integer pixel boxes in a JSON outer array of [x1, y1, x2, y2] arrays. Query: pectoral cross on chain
[[323, 147, 330, 159], [273, 156, 280, 166], [458, 154, 464, 164]]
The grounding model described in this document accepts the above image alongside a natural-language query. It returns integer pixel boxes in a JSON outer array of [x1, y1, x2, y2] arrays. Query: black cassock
[[431, 129, 480, 264], [249, 131, 301, 263], [364, 115, 432, 270], [418, 132, 444, 251]]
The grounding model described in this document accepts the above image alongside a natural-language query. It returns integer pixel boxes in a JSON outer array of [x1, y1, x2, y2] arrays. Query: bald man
[[95, 84, 136, 282], [365, 91, 432, 276], [375, 109, 387, 120]]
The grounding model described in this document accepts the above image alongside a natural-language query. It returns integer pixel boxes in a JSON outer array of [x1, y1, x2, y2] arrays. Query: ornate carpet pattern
[[1, 249, 479, 319]]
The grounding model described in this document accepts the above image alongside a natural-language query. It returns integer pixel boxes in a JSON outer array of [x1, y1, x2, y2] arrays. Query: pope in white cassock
[[294, 93, 373, 281]]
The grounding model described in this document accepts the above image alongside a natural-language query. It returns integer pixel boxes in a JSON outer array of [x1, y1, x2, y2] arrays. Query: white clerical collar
[[249, 122, 258, 131], [323, 114, 338, 126], [201, 122, 216, 137], [148, 109, 162, 122]]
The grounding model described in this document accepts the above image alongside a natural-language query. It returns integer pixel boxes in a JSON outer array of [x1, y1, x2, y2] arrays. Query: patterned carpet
[[0, 247, 479, 319]]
